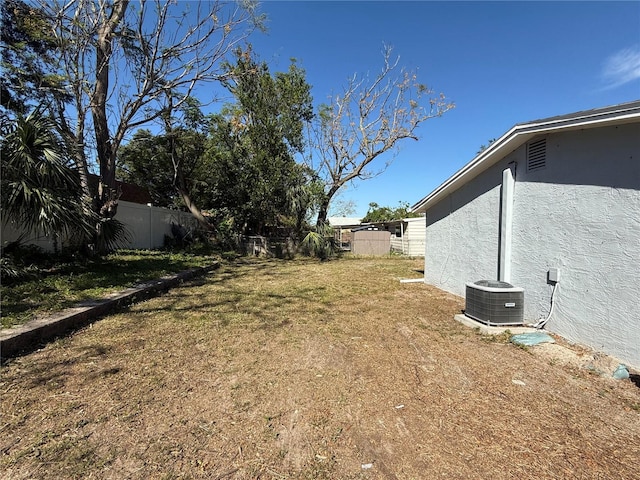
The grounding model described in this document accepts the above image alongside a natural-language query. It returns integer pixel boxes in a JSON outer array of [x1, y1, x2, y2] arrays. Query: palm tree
[[1, 109, 90, 245]]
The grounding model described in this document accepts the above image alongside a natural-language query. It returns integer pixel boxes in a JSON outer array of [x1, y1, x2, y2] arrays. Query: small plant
[[301, 223, 337, 260], [478, 330, 512, 343], [1, 241, 55, 284]]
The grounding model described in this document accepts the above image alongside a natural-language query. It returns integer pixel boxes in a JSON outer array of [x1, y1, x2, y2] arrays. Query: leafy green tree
[[159, 94, 212, 229], [117, 129, 179, 208], [118, 119, 210, 230], [362, 203, 394, 223], [0, 0, 68, 116], [362, 201, 421, 222], [204, 47, 316, 235], [200, 112, 254, 228], [117, 48, 316, 239]]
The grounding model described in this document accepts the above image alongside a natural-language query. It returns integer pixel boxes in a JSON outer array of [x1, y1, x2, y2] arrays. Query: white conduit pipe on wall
[[530, 282, 558, 329], [499, 167, 515, 283]]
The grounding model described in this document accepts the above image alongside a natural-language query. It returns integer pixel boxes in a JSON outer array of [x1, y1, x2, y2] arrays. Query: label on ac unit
[[504, 302, 516, 308]]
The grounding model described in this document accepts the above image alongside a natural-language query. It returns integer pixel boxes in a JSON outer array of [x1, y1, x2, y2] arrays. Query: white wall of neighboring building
[[423, 122, 640, 368], [1, 201, 198, 251], [390, 217, 426, 257]]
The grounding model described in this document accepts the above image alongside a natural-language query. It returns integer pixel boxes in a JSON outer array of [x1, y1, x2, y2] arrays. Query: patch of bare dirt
[[530, 335, 631, 377], [1, 257, 639, 479]]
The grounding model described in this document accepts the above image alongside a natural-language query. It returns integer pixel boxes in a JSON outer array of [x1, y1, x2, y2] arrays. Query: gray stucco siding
[[511, 123, 640, 366], [423, 121, 640, 367], [425, 158, 512, 296]]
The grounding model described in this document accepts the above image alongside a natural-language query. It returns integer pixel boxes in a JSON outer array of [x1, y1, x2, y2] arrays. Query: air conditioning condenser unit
[[465, 280, 524, 326]]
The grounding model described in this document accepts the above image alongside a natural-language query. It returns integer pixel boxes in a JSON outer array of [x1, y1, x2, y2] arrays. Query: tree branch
[[311, 45, 454, 226]]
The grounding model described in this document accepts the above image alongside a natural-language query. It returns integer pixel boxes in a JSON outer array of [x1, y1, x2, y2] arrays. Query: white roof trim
[[411, 100, 640, 213], [328, 217, 363, 227]]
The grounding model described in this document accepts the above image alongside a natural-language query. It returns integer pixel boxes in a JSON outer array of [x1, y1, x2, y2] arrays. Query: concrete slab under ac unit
[[454, 314, 538, 335]]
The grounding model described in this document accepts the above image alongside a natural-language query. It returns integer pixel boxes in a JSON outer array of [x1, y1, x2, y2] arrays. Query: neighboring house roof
[[89, 174, 153, 205], [352, 225, 384, 232], [365, 217, 425, 229], [328, 217, 363, 227], [119, 181, 153, 205], [412, 100, 640, 213]]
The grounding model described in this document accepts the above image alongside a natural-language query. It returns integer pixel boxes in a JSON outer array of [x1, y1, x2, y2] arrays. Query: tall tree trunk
[[92, 0, 128, 221], [175, 183, 212, 231], [316, 186, 340, 228], [54, 95, 97, 251], [316, 200, 330, 228]]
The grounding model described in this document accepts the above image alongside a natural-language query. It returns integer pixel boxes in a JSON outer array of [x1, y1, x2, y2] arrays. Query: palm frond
[[1, 109, 86, 238], [96, 217, 132, 253]]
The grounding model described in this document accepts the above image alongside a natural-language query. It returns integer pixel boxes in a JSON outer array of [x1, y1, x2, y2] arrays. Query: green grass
[[1, 249, 217, 328]]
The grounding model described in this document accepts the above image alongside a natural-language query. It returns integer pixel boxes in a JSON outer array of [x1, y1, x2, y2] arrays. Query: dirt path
[[2, 257, 639, 479]]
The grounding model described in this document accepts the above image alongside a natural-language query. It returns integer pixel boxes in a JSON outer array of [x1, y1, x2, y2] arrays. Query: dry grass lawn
[[1, 256, 639, 479]]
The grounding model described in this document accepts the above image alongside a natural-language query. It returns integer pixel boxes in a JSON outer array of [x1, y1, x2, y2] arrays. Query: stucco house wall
[[511, 123, 640, 366], [425, 158, 510, 292], [414, 101, 640, 368]]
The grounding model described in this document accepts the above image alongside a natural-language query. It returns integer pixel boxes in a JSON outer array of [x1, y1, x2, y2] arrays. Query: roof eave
[[411, 101, 640, 213]]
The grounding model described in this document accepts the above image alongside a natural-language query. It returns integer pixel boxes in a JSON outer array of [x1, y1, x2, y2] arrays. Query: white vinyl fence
[[1, 201, 198, 252]]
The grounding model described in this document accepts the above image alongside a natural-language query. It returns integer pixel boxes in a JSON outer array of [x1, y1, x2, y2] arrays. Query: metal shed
[[365, 217, 426, 256], [351, 227, 391, 256]]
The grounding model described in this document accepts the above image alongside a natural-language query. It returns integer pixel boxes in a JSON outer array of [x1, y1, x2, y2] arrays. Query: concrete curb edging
[[0, 262, 220, 361]]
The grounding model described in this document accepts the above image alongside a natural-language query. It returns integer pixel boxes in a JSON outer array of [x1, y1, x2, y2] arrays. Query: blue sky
[[241, 0, 640, 218]]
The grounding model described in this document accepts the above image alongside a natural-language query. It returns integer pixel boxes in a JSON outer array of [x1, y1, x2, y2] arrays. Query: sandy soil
[[1, 257, 639, 479]]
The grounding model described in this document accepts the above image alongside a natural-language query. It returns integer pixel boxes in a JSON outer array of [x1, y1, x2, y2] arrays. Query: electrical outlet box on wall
[[548, 268, 559, 283]]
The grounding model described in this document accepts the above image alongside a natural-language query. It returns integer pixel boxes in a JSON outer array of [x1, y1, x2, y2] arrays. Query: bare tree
[[309, 45, 454, 227], [38, 0, 261, 248]]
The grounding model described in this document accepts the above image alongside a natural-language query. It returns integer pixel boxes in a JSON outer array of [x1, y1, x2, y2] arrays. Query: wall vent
[[527, 138, 546, 172], [465, 280, 524, 326]]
